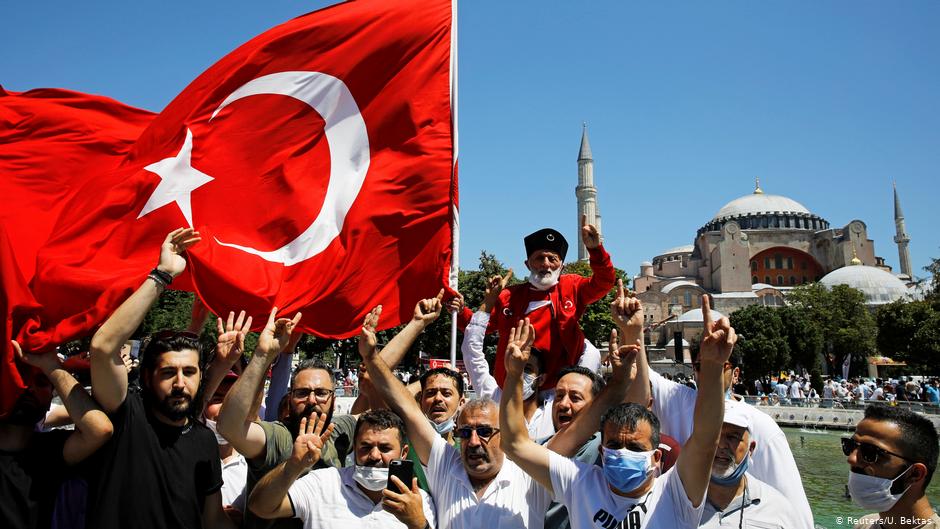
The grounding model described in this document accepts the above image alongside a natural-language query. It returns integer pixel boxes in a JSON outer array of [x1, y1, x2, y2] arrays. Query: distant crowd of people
[[3, 226, 938, 529]]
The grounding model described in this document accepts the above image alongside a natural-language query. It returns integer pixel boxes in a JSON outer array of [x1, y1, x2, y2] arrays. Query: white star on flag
[[137, 128, 213, 227]]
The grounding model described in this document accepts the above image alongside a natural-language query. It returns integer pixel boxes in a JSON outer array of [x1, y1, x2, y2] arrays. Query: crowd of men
[[3, 224, 939, 529]]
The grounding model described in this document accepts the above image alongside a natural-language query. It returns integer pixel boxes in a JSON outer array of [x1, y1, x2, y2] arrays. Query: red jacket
[[458, 245, 615, 389]]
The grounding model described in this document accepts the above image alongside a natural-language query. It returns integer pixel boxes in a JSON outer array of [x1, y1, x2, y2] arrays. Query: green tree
[[562, 260, 629, 347], [786, 283, 876, 377], [728, 305, 790, 380], [876, 299, 940, 372]]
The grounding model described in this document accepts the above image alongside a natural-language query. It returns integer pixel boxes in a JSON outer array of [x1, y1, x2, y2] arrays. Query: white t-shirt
[[699, 473, 800, 529], [462, 311, 556, 439], [288, 465, 436, 529], [789, 381, 802, 398], [220, 453, 248, 511], [548, 451, 703, 529], [424, 434, 551, 529], [649, 369, 814, 529]]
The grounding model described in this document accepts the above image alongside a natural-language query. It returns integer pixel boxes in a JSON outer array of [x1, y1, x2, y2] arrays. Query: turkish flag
[[2, 0, 457, 357], [0, 227, 42, 418]]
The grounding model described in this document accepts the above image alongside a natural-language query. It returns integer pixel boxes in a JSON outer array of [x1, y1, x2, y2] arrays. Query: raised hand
[[255, 307, 302, 359], [412, 290, 444, 326], [215, 310, 253, 368], [445, 291, 465, 314], [157, 227, 201, 278], [581, 214, 601, 250], [698, 294, 737, 367], [383, 476, 427, 529], [610, 278, 643, 335], [482, 269, 513, 312], [12, 340, 60, 374], [288, 413, 334, 470], [358, 305, 382, 360], [504, 318, 534, 377], [607, 329, 641, 383]]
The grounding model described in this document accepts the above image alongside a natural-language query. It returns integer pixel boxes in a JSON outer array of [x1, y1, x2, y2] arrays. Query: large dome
[[819, 265, 910, 305], [713, 193, 811, 221]]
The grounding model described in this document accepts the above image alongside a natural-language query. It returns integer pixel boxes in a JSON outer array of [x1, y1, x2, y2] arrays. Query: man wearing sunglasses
[[358, 301, 553, 529], [843, 405, 939, 529]]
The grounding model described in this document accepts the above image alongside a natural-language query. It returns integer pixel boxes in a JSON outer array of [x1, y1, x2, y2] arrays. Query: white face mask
[[847, 467, 913, 512], [522, 373, 538, 401], [204, 418, 228, 446], [353, 465, 390, 491], [527, 267, 561, 290]]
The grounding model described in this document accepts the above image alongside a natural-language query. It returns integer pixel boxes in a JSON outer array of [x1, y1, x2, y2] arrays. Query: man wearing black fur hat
[[457, 215, 615, 390]]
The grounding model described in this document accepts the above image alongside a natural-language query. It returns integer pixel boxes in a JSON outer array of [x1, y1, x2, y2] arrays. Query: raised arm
[[14, 341, 113, 465], [610, 280, 650, 407], [577, 215, 616, 303], [89, 228, 200, 413], [200, 310, 252, 416], [499, 319, 554, 493], [263, 331, 300, 422], [358, 303, 439, 465], [217, 307, 300, 459], [675, 295, 736, 506], [547, 327, 639, 456], [249, 413, 333, 519]]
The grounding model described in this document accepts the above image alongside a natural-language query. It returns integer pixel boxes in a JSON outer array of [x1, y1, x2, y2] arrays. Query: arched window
[[775, 254, 783, 269], [765, 257, 771, 269], [777, 275, 784, 285], [765, 276, 771, 284], [790, 276, 796, 285], [752, 276, 759, 284], [787, 257, 793, 269], [751, 260, 757, 271]]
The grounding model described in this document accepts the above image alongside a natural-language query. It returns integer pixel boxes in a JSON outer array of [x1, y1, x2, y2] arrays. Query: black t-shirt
[[0, 429, 70, 529], [83, 387, 222, 529]]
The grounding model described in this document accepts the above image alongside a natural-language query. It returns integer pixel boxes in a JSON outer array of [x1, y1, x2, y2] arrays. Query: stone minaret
[[576, 124, 602, 261], [893, 181, 912, 277]]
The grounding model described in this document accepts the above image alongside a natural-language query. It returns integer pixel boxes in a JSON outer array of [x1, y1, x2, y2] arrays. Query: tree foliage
[[876, 299, 940, 372], [728, 305, 790, 379], [785, 283, 875, 376]]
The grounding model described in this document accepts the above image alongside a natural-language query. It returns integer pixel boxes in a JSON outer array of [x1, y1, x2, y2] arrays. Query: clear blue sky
[[3, 1, 938, 282]]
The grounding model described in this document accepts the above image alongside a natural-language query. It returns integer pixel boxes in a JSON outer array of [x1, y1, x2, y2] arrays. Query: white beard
[[710, 452, 738, 480], [528, 268, 561, 290]]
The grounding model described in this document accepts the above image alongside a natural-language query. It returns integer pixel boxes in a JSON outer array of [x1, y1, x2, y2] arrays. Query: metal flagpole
[[448, 0, 459, 367]]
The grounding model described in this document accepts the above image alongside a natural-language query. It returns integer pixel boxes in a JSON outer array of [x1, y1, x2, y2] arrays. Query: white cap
[[723, 399, 750, 430]]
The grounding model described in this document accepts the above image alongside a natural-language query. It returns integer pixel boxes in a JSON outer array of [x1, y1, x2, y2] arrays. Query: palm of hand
[[216, 331, 241, 360], [293, 433, 323, 466]]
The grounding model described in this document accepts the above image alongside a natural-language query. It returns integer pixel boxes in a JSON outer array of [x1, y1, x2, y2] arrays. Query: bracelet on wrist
[[147, 268, 172, 288]]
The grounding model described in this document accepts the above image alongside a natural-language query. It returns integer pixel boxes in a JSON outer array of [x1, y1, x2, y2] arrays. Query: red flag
[[0, 227, 42, 418], [3, 0, 456, 352]]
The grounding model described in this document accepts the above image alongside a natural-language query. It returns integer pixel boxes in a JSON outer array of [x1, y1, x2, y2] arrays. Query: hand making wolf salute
[[456, 216, 616, 390], [359, 298, 555, 529], [85, 228, 237, 529], [501, 295, 737, 529]]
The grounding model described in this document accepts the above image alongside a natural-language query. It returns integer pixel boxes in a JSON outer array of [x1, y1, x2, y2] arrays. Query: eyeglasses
[[841, 437, 912, 464], [456, 425, 500, 442], [290, 388, 335, 402]]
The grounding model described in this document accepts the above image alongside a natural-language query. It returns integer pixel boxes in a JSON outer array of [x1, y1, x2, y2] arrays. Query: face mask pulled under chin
[[429, 416, 455, 435], [847, 467, 914, 512], [353, 465, 390, 491], [527, 268, 561, 290]]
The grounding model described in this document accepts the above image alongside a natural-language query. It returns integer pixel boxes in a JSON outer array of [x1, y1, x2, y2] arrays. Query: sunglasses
[[456, 425, 500, 442], [290, 388, 335, 402], [841, 437, 912, 464]]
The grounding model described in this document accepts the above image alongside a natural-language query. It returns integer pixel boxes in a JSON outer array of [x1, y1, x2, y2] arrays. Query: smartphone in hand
[[386, 459, 415, 491]]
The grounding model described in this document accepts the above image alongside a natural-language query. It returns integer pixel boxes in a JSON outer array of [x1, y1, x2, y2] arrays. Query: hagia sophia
[[574, 126, 921, 360]]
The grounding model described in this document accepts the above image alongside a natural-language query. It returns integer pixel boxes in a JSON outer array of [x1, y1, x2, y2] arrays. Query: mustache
[[169, 388, 190, 399], [465, 446, 490, 460]]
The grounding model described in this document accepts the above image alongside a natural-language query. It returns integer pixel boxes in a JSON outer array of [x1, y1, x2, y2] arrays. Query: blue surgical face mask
[[601, 447, 657, 493], [711, 451, 750, 486], [429, 416, 455, 435]]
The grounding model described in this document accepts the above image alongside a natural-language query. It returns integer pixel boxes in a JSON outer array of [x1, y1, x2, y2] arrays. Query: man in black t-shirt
[[0, 340, 113, 529], [86, 228, 236, 529]]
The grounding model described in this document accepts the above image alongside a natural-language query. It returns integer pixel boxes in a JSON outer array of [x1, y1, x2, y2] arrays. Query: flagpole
[[448, 0, 459, 368]]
